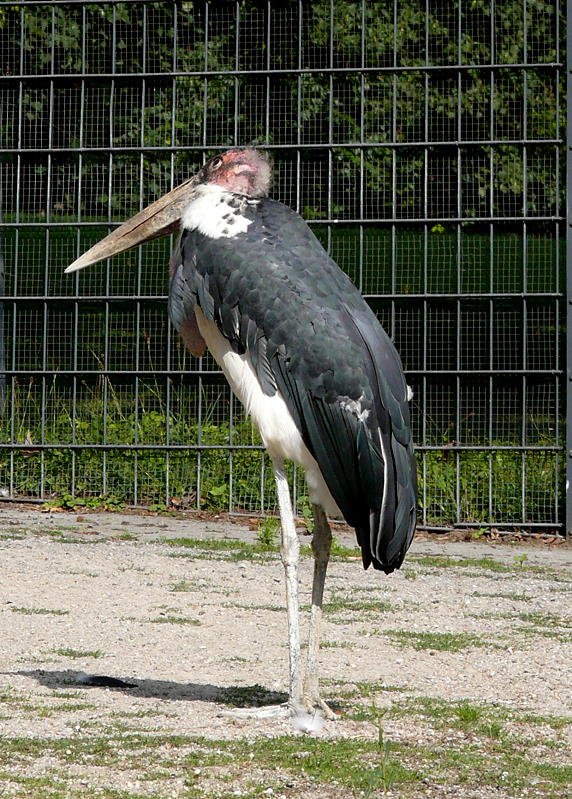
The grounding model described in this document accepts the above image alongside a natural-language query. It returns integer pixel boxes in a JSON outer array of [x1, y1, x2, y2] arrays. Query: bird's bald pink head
[[200, 148, 272, 198]]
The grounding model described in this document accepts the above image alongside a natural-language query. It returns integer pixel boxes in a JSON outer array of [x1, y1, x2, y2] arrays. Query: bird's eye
[[211, 156, 223, 170]]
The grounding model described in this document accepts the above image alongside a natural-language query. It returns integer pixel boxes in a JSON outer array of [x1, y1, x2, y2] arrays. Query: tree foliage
[[1, 0, 563, 221]]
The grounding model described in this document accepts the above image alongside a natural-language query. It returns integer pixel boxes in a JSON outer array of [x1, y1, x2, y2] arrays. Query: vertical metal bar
[[265, 1, 271, 145], [10, 13, 25, 496], [553, 218, 560, 526], [195, 3, 211, 508], [197, 376, 203, 510], [521, 310, 527, 524], [0, 88, 4, 413], [358, 0, 365, 293], [165, 0, 178, 506], [71, 7, 87, 497], [489, 0, 495, 526], [228, 385, 234, 513], [327, 0, 334, 255], [522, 0, 529, 526], [488, 356, 494, 524], [489, 239, 494, 524], [260, 449, 266, 515], [566, 0, 572, 536], [102, 2, 118, 500], [202, 2, 209, 148], [133, 2, 147, 504], [296, 0, 302, 215], [172, 1, 178, 72], [41, 8, 56, 499], [456, 3, 463, 522], [234, 2, 240, 145]]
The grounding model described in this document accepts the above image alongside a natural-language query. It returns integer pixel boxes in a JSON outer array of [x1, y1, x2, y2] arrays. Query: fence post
[[567, 0, 572, 537], [0, 184, 5, 411]]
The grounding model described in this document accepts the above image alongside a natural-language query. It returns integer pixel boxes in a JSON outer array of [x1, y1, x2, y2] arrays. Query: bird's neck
[[181, 183, 258, 240]]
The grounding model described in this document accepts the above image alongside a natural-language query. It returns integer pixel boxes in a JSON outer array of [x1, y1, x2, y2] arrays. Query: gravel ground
[[0, 506, 570, 797]]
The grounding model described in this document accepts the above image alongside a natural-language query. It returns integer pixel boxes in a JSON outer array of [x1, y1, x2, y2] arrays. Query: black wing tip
[[357, 501, 417, 574]]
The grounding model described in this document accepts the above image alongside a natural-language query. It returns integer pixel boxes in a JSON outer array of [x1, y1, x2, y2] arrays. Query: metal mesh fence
[[0, 0, 565, 531]]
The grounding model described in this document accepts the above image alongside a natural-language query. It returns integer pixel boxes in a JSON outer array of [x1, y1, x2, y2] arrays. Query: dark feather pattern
[[169, 196, 417, 573]]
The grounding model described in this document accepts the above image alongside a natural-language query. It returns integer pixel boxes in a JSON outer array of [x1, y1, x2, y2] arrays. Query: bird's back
[[170, 194, 417, 572]]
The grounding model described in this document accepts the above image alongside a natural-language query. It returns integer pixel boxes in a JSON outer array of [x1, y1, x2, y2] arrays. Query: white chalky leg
[[273, 460, 302, 707]]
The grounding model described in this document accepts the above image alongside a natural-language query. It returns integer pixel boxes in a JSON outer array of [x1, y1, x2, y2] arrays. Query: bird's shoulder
[[170, 194, 407, 411]]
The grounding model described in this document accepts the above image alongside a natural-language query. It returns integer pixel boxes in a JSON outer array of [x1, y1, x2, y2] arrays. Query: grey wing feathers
[[346, 306, 417, 570], [169, 198, 416, 573]]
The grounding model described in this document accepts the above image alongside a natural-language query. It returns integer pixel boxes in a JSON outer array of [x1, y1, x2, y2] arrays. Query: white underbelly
[[194, 306, 340, 516]]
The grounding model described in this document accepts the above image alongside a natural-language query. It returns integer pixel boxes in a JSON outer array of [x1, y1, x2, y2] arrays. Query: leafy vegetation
[[0, 357, 564, 525], [1, 2, 563, 220], [0, 0, 564, 529]]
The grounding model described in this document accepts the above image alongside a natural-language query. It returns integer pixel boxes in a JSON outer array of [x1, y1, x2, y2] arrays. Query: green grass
[[168, 579, 196, 592], [0, 689, 93, 720], [472, 590, 532, 602], [517, 611, 572, 629], [216, 684, 287, 708], [321, 639, 355, 649], [0, 710, 569, 799], [51, 648, 104, 659], [386, 629, 486, 652], [162, 536, 278, 561], [10, 606, 69, 616], [0, 531, 26, 540], [410, 553, 551, 575], [115, 532, 138, 541], [323, 593, 393, 616], [222, 601, 283, 612], [0, 683, 570, 798], [37, 529, 102, 544], [342, 693, 571, 795], [516, 611, 572, 642], [149, 615, 201, 626]]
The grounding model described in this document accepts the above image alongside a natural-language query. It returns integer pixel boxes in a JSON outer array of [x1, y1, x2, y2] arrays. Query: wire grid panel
[[0, 0, 565, 530]]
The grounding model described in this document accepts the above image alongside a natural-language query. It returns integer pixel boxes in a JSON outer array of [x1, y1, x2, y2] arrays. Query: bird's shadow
[[13, 669, 288, 708]]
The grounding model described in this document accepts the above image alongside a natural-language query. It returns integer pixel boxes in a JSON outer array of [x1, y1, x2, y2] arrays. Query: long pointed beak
[[65, 175, 199, 273]]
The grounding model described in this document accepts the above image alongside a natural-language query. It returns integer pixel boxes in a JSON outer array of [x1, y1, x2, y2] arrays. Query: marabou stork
[[66, 148, 417, 720]]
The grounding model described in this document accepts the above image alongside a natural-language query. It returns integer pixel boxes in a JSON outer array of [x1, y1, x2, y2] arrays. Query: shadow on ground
[[13, 669, 288, 708]]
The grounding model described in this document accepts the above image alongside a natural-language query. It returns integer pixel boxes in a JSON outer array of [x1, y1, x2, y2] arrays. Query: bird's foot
[[302, 675, 337, 720], [219, 702, 290, 720], [219, 699, 331, 731], [301, 691, 337, 721]]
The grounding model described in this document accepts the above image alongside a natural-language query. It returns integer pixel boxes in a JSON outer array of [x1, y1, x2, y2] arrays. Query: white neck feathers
[[182, 184, 255, 239]]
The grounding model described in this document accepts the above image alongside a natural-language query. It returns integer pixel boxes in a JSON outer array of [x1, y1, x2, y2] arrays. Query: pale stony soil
[[0, 506, 570, 798]]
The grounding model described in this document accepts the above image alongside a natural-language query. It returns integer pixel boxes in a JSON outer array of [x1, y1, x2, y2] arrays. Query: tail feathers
[[358, 436, 417, 574]]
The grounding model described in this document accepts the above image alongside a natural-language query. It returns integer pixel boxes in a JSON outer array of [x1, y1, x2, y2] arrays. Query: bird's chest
[[193, 306, 307, 463], [193, 305, 340, 516]]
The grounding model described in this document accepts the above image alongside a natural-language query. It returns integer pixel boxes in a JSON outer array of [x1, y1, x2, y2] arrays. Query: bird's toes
[[300, 693, 337, 722], [219, 702, 290, 720]]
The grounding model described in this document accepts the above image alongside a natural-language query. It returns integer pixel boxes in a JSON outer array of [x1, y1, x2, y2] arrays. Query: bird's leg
[[273, 460, 303, 709], [219, 463, 303, 723], [303, 503, 335, 719]]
